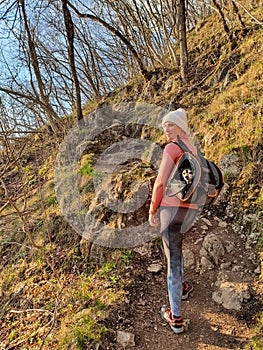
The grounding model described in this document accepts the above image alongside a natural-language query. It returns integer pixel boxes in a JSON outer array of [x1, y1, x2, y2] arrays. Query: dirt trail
[[102, 214, 257, 350]]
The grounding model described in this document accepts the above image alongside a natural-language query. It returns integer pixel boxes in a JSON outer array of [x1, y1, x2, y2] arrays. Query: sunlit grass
[[0, 255, 128, 349]]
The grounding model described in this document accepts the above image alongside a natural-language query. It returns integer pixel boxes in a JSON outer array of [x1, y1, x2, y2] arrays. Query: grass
[[183, 22, 263, 162], [0, 252, 128, 350], [57, 309, 107, 350], [246, 311, 263, 350]]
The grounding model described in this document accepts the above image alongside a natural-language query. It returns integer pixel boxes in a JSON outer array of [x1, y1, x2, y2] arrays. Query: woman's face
[[163, 122, 179, 141]]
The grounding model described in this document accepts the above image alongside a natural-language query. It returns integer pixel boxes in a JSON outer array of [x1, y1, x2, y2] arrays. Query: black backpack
[[165, 137, 224, 206]]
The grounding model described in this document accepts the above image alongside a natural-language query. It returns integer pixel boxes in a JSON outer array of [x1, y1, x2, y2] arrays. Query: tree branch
[[0, 178, 42, 249], [67, 1, 148, 78], [231, 0, 263, 26]]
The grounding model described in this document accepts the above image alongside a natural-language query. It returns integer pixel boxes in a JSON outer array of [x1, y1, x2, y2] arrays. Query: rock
[[116, 330, 135, 348], [147, 263, 162, 273], [220, 262, 232, 270], [194, 238, 203, 245], [201, 218, 213, 226], [254, 265, 261, 275], [200, 234, 225, 270], [183, 249, 195, 268], [212, 282, 251, 311], [218, 220, 228, 228], [219, 154, 242, 176], [145, 143, 163, 165], [224, 241, 235, 253], [200, 256, 214, 272]]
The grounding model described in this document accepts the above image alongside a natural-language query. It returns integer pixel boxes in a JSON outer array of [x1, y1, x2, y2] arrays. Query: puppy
[[181, 168, 194, 184]]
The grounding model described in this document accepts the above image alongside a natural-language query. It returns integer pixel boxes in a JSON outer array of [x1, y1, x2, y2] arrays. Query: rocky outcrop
[[212, 282, 251, 311]]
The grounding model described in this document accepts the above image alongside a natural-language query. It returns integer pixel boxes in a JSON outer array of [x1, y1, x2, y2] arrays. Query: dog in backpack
[[181, 168, 194, 184]]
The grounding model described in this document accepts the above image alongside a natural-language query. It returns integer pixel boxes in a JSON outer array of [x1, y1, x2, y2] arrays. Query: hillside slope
[[0, 6, 262, 350]]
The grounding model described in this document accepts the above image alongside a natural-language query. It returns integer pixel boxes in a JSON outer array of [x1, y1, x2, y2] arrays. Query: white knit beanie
[[162, 108, 189, 134]]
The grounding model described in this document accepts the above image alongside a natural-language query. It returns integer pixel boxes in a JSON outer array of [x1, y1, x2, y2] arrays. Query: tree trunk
[[211, 0, 236, 48], [20, 0, 61, 134], [177, 0, 188, 84], [61, 0, 83, 122]]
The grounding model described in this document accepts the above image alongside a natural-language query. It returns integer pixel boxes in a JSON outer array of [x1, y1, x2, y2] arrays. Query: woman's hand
[[148, 213, 159, 227]]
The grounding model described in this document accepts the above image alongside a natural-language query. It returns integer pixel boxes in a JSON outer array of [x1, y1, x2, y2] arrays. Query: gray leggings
[[160, 206, 199, 317]]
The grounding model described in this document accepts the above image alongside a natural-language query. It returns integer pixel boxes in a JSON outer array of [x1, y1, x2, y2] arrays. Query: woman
[[148, 108, 200, 334]]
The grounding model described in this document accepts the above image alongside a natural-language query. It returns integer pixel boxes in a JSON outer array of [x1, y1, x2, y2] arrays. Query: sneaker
[[160, 305, 184, 334], [182, 280, 194, 300]]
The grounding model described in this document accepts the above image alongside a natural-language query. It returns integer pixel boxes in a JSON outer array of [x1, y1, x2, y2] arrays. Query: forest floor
[[99, 214, 262, 350]]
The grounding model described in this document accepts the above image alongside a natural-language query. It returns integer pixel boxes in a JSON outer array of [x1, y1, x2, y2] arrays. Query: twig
[[0, 178, 42, 249], [0, 241, 32, 249], [39, 293, 60, 350], [0, 185, 30, 214], [0, 285, 26, 317], [0, 137, 29, 176], [232, 0, 263, 26], [0, 130, 45, 134], [10, 308, 54, 316]]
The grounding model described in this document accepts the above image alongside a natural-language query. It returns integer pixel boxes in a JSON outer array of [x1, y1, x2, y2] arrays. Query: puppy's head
[[181, 168, 194, 184]]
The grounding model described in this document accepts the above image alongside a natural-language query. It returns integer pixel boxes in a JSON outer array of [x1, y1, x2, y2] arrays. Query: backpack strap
[[172, 136, 194, 154]]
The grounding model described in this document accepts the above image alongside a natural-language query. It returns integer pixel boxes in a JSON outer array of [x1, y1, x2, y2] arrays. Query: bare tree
[[211, 0, 236, 48], [231, 0, 246, 31], [177, 0, 188, 83], [67, 1, 148, 78], [61, 0, 83, 122], [19, 0, 63, 133], [0, 0, 261, 136]]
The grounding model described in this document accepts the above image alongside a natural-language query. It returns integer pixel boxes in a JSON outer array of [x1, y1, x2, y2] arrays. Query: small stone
[[220, 262, 232, 270], [200, 233, 225, 268], [201, 218, 213, 226], [218, 220, 228, 228], [116, 331, 135, 348], [194, 238, 203, 245], [147, 263, 162, 273], [254, 265, 261, 275], [137, 297, 147, 306], [232, 265, 242, 272], [183, 318, 190, 331]]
